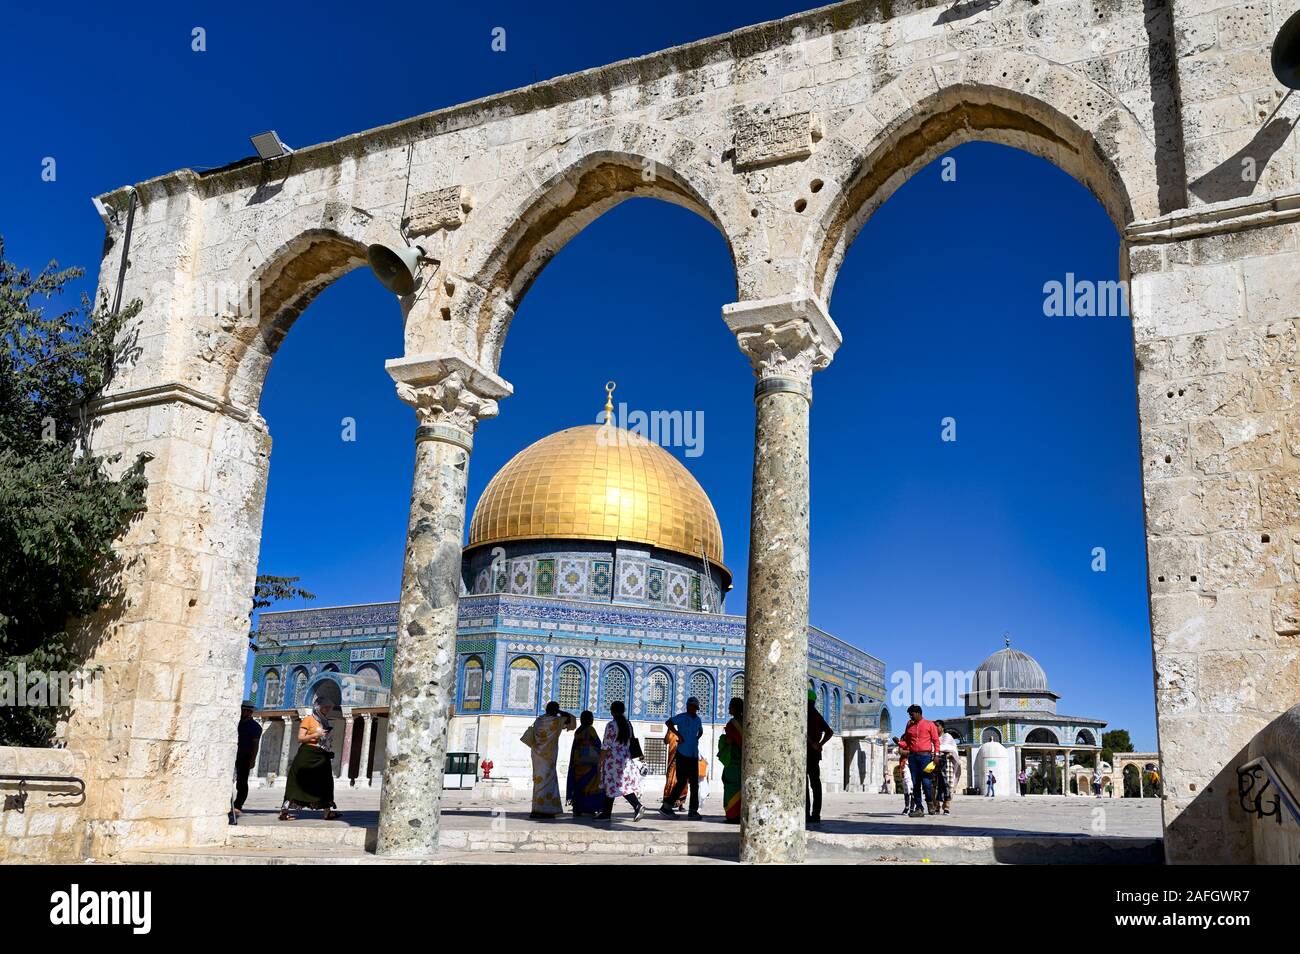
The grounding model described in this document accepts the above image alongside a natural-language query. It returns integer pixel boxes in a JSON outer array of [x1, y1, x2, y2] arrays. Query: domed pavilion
[[946, 637, 1108, 795]]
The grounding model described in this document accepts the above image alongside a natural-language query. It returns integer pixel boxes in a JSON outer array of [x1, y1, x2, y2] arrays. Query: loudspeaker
[[1272, 9, 1300, 89], [367, 243, 424, 296]]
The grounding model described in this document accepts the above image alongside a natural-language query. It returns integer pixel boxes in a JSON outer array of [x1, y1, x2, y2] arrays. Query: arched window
[[602, 665, 629, 713], [879, 707, 892, 736], [462, 657, 484, 711], [312, 678, 342, 708], [262, 670, 280, 708], [507, 657, 539, 710], [819, 684, 829, 717], [832, 687, 841, 731], [688, 670, 713, 716], [557, 662, 584, 711], [291, 669, 308, 707], [729, 672, 745, 702], [646, 669, 672, 719], [982, 726, 1003, 743]]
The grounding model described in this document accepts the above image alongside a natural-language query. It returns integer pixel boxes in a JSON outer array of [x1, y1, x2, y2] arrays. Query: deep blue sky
[[2, 0, 1156, 747]]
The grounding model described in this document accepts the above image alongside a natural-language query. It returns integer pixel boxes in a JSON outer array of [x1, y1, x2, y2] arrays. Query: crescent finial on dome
[[603, 380, 616, 425]]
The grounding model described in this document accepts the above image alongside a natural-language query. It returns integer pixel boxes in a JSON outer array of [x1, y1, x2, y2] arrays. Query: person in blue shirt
[[659, 697, 705, 819]]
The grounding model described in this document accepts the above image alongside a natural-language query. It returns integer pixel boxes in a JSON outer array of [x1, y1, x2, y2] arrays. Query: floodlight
[[250, 130, 294, 160]]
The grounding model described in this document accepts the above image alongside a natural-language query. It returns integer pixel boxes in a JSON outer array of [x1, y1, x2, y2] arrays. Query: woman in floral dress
[[597, 701, 644, 820]]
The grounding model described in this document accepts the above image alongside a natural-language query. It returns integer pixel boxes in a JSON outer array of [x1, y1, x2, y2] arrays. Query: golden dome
[[467, 424, 725, 567]]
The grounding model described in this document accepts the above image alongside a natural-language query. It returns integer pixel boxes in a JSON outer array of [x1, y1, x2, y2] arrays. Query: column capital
[[722, 294, 841, 400], [385, 352, 513, 448]]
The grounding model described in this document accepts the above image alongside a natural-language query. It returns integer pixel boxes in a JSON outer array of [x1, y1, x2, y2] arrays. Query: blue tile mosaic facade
[[253, 594, 885, 726]]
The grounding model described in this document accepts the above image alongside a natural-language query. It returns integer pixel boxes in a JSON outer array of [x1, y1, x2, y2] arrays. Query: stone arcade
[[35, 0, 1300, 863]]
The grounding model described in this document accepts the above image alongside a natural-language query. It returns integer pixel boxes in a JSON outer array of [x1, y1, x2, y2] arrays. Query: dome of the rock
[[467, 423, 725, 566]]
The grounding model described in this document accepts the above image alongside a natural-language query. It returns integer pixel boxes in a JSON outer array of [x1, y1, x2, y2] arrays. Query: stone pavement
[[117, 787, 1163, 865]]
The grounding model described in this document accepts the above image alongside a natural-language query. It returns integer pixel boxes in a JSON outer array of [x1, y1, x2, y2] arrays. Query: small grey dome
[[975, 647, 1049, 692]]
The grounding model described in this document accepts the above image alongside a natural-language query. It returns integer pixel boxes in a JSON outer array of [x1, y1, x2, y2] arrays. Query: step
[[437, 826, 736, 857], [122, 825, 1160, 865], [227, 824, 372, 850], [806, 831, 1163, 865]]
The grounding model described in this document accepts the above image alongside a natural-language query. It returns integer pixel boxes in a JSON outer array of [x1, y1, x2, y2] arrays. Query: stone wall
[[0, 748, 89, 863], [1244, 703, 1300, 864], [67, 0, 1300, 861]]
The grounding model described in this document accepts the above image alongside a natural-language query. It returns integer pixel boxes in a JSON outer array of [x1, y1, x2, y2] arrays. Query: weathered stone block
[[407, 185, 473, 235], [733, 110, 821, 169], [1191, 416, 1282, 475], [1131, 264, 1241, 340], [1202, 530, 1292, 591]]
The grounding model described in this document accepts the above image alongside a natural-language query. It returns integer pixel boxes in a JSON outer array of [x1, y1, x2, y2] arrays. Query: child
[[899, 748, 913, 814]]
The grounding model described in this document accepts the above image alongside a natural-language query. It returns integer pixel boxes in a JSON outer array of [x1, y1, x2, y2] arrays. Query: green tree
[[0, 238, 148, 746], [248, 575, 315, 649], [1101, 728, 1132, 767]]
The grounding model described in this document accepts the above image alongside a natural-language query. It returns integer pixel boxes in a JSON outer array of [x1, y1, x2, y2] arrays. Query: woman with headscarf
[[522, 700, 576, 819], [565, 710, 605, 816], [935, 721, 960, 816], [662, 724, 686, 812], [719, 697, 743, 823], [279, 699, 341, 821], [597, 701, 644, 820]]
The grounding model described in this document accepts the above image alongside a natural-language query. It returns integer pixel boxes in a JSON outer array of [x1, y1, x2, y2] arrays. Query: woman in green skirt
[[719, 697, 743, 823], [279, 700, 342, 821]]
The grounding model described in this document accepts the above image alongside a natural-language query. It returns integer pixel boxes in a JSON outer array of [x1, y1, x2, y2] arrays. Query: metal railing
[[0, 774, 86, 814], [1237, 756, 1300, 827]]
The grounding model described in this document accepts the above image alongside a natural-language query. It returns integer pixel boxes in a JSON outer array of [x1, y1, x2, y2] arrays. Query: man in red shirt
[[892, 704, 940, 818]]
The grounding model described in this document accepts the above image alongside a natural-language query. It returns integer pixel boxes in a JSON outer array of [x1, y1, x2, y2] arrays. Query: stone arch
[[212, 227, 380, 410], [429, 121, 761, 370], [1123, 762, 1142, 796], [801, 51, 1161, 304], [1025, 727, 1059, 745], [308, 675, 343, 708], [1076, 728, 1097, 746]]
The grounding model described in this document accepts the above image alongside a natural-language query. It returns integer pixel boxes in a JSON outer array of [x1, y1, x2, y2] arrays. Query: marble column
[[277, 719, 294, 779], [376, 354, 511, 858], [723, 294, 840, 864], [337, 708, 355, 780], [356, 713, 374, 785]]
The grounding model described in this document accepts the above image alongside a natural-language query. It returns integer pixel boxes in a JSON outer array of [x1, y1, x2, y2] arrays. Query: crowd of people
[[524, 688, 839, 825], [237, 695, 1120, 830], [525, 695, 747, 822], [890, 704, 961, 818]]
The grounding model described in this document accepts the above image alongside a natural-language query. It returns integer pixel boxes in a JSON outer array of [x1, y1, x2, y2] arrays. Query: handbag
[[628, 730, 644, 761]]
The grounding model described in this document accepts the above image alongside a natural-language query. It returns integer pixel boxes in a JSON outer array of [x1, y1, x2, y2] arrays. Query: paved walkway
[[237, 784, 1161, 839], [113, 787, 1162, 864]]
